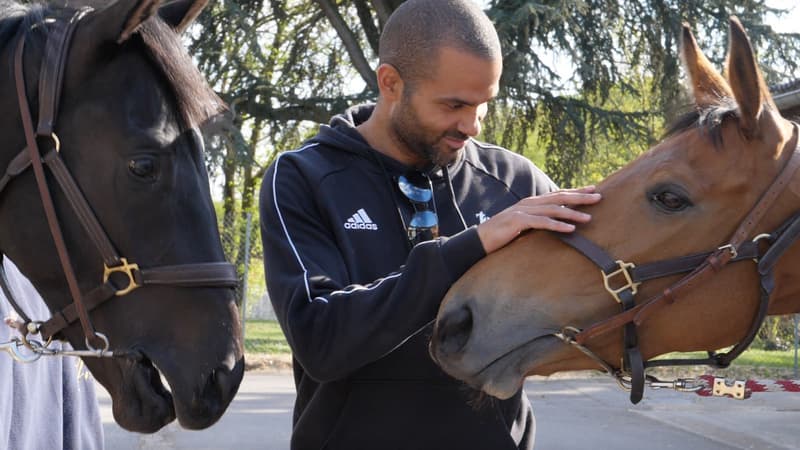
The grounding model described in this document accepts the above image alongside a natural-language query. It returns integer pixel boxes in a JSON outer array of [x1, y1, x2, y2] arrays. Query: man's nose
[[458, 109, 482, 137]]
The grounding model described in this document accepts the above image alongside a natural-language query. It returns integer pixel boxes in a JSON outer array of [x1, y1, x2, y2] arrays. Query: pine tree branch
[[313, 0, 377, 91]]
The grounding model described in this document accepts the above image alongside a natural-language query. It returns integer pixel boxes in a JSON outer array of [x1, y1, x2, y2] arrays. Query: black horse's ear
[[158, 0, 208, 34], [78, 0, 161, 44]]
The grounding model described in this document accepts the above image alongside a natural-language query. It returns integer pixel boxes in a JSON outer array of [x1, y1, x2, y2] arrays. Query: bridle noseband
[[554, 122, 800, 403], [2, 9, 238, 361]]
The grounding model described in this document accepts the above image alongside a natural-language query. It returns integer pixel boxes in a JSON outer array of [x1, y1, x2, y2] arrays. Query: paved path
[[100, 373, 800, 449]]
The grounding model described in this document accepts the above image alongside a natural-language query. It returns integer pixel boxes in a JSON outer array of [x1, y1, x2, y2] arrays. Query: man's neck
[[356, 112, 422, 168]]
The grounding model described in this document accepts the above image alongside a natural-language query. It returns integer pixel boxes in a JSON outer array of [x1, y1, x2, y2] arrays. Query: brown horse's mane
[[1, 0, 224, 130], [663, 97, 741, 148]]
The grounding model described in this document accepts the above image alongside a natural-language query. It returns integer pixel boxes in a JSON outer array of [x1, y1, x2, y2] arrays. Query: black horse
[[0, 0, 244, 433]]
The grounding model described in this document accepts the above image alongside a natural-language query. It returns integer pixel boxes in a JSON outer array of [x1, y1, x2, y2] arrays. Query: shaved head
[[379, 0, 501, 88]]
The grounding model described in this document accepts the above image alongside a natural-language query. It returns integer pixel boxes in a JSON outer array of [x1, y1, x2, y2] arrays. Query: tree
[[483, 0, 799, 186], [193, 1, 799, 184]]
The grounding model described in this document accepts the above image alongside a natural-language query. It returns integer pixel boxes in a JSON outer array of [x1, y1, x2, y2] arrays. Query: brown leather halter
[[3, 8, 238, 358], [554, 123, 800, 403]]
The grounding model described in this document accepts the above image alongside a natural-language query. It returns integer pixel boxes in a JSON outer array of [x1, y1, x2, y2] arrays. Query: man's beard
[[390, 96, 466, 168]]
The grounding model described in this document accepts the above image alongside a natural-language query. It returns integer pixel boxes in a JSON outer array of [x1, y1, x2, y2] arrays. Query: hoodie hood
[[314, 103, 375, 155]]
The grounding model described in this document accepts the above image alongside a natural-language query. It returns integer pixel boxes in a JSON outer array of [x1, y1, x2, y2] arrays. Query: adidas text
[[344, 222, 378, 230]]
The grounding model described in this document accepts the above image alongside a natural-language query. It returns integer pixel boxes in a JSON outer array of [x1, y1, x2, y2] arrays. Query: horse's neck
[[769, 235, 800, 314], [768, 175, 800, 314]]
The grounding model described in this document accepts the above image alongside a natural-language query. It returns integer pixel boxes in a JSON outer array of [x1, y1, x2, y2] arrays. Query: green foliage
[[484, 0, 799, 186], [190, 1, 800, 189], [753, 316, 799, 351]]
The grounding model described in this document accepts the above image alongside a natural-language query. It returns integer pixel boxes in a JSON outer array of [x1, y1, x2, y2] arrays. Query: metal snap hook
[[1, 338, 42, 363]]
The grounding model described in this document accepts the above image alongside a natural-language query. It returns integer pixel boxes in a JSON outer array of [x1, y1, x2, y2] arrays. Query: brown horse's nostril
[[436, 306, 473, 357]]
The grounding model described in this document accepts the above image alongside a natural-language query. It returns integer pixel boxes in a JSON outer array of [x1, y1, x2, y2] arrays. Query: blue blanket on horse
[[0, 258, 103, 450]]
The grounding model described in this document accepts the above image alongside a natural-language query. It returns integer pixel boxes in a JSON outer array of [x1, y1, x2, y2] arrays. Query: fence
[[219, 212, 275, 323]]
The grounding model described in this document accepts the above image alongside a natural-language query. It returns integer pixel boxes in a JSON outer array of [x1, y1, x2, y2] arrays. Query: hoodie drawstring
[[443, 165, 468, 230]]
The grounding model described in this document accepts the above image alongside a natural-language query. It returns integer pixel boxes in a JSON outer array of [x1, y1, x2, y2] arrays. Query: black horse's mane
[[0, 0, 223, 130]]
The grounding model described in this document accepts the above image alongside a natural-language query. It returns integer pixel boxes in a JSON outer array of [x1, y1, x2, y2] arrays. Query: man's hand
[[476, 186, 601, 254]]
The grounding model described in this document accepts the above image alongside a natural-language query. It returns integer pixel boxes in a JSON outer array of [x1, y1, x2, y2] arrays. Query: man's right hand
[[476, 186, 601, 254]]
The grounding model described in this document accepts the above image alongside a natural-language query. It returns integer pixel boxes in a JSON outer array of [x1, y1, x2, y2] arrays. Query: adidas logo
[[344, 208, 378, 231]]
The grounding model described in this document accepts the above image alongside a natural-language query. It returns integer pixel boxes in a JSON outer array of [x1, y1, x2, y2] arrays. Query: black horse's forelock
[[1, 0, 224, 131], [137, 18, 225, 130]]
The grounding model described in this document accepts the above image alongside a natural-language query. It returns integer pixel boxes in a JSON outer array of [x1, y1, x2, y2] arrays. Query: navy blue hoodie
[[260, 104, 557, 450]]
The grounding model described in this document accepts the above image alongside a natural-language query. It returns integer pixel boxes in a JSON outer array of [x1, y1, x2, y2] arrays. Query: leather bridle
[[553, 122, 800, 403], [2, 9, 238, 361]]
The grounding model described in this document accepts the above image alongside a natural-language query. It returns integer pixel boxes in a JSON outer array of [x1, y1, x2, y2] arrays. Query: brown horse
[[430, 17, 800, 402]]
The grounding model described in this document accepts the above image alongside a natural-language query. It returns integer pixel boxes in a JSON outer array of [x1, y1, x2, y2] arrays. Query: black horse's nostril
[[436, 306, 473, 357]]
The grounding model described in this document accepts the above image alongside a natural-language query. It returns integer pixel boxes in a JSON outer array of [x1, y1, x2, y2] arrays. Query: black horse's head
[[0, 0, 244, 432]]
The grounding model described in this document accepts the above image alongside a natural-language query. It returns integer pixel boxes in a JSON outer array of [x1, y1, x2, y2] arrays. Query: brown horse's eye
[[128, 157, 158, 181], [650, 190, 691, 212]]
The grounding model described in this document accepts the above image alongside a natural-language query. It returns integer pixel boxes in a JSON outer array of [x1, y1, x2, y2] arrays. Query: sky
[[767, 0, 799, 33]]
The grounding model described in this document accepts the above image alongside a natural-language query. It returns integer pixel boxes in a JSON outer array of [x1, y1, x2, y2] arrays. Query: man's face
[[389, 47, 502, 168]]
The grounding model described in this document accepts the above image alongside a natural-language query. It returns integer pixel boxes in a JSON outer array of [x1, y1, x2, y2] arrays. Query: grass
[[654, 348, 799, 368], [244, 320, 800, 376], [243, 320, 292, 354]]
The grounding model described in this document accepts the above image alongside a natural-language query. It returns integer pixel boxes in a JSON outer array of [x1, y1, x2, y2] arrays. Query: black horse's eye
[[128, 157, 158, 181], [649, 188, 692, 212]]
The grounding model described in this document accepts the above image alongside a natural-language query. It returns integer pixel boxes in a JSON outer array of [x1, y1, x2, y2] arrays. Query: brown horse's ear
[[680, 23, 733, 108], [76, 0, 160, 44], [725, 16, 774, 138], [158, 0, 208, 34]]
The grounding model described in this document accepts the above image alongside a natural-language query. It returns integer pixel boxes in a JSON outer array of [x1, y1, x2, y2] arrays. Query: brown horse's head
[[430, 18, 800, 400]]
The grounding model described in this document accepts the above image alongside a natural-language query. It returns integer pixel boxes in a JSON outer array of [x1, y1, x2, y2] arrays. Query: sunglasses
[[398, 173, 439, 245]]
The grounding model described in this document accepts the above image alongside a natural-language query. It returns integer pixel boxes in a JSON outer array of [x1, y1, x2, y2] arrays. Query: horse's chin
[[109, 350, 243, 432], [111, 354, 175, 433], [444, 334, 567, 400]]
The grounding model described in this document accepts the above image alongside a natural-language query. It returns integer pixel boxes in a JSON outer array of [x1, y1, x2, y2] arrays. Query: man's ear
[[158, 0, 208, 34], [376, 63, 405, 103]]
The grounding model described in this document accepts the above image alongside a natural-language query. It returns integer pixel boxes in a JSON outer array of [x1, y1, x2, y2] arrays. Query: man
[[0, 258, 104, 450], [260, 0, 600, 448]]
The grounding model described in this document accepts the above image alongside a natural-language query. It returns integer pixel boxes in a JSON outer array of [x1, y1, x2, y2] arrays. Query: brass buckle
[[602, 260, 640, 304], [103, 258, 141, 296]]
